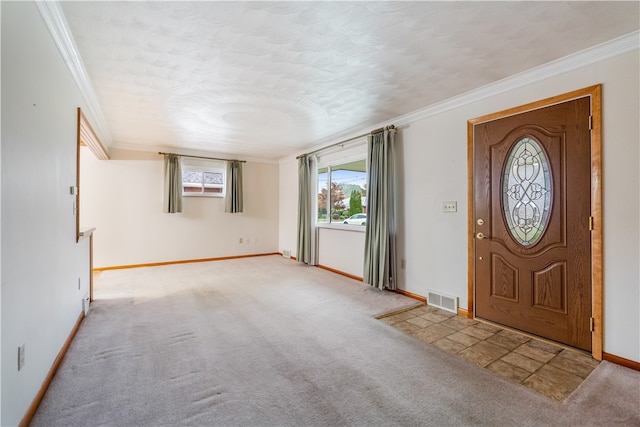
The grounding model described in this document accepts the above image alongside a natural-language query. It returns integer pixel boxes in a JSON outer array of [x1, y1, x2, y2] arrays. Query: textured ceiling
[[60, 1, 639, 160]]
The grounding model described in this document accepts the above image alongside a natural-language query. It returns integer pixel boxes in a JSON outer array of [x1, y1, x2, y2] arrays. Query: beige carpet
[[32, 255, 640, 426]]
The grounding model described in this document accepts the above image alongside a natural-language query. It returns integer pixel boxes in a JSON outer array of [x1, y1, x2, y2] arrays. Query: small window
[[182, 159, 225, 197]]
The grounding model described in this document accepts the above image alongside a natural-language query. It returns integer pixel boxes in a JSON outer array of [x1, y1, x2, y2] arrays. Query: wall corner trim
[[392, 288, 427, 303], [316, 264, 363, 282], [392, 31, 639, 127], [457, 307, 473, 319], [35, 0, 112, 147], [93, 253, 281, 271], [19, 312, 85, 427], [602, 352, 640, 371]]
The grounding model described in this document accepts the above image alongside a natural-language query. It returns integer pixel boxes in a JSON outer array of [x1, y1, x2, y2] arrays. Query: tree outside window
[[317, 159, 366, 224]]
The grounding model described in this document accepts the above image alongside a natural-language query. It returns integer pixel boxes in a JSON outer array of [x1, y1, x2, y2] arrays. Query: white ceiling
[[59, 1, 639, 161]]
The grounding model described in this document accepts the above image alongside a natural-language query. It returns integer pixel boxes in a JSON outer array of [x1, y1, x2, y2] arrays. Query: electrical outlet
[[18, 344, 25, 371], [245, 237, 250, 244], [239, 237, 243, 244], [401, 259, 406, 269], [442, 201, 457, 213]]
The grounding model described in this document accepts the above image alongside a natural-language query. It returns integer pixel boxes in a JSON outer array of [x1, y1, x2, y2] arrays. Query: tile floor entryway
[[379, 304, 600, 401]]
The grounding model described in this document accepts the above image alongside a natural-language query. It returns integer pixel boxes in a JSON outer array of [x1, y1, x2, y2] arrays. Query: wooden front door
[[473, 97, 592, 351]]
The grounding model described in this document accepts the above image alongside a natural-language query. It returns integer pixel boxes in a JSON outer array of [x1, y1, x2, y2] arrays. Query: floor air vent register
[[427, 290, 458, 314]]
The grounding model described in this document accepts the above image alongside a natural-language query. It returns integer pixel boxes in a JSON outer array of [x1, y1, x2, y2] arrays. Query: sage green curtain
[[296, 155, 316, 265], [163, 154, 183, 213], [225, 161, 243, 213], [363, 128, 397, 290]]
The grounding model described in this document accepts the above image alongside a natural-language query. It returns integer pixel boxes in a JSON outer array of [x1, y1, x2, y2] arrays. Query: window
[[181, 159, 225, 197], [503, 137, 552, 246], [317, 158, 367, 225]]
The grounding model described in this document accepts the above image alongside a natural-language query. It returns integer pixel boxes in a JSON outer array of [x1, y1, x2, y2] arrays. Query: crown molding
[[392, 30, 639, 127], [36, 0, 112, 148], [279, 30, 639, 161], [34, 0, 637, 161], [111, 142, 279, 165]]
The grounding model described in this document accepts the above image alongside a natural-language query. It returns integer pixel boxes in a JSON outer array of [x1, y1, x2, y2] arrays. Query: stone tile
[[487, 359, 531, 383], [523, 364, 584, 401], [470, 340, 511, 359], [494, 329, 531, 344], [501, 352, 544, 374], [548, 354, 597, 379], [523, 373, 573, 402], [421, 312, 453, 323], [412, 324, 457, 343], [432, 337, 467, 354], [535, 364, 584, 390], [377, 307, 592, 402], [474, 322, 503, 333], [392, 321, 420, 334], [447, 331, 480, 347], [434, 309, 457, 318], [412, 329, 435, 343], [440, 316, 479, 331], [514, 342, 556, 363], [486, 333, 528, 351], [407, 305, 431, 316], [460, 341, 509, 367], [556, 348, 600, 369], [460, 325, 497, 340], [526, 338, 563, 354], [459, 348, 493, 367], [383, 311, 417, 323], [406, 316, 434, 328]]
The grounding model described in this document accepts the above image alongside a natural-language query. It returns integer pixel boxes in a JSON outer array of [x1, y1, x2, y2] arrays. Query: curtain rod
[[296, 125, 395, 159], [158, 152, 246, 163]]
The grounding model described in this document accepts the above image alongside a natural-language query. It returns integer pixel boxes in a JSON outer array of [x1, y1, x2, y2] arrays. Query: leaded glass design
[[503, 137, 552, 246]]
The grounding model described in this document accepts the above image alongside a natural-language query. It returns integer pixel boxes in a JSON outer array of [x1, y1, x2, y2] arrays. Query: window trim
[[316, 148, 367, 228], [181, 159, 226, 198]]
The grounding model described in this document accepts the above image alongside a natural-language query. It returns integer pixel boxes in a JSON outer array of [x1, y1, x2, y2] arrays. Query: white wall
[[1, 2, 93, 424], [278, 154, 367, 277], [0, 1, 2, 424], [80, 149, 279, 268], [317, 228, 365, 278], [278, 157, 298, 257], [0, 3, 3, 420], [278, 49, 640, 362]]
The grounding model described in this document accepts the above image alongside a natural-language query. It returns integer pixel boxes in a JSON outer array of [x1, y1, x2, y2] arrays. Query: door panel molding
[[467, 85, 602, 360]]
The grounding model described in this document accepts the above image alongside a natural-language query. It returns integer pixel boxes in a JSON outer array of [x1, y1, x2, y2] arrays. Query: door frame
[[467, 85, 602, 360]]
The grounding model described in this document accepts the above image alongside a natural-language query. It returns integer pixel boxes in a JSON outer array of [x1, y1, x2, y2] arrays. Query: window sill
[[316, 223, 366, 233], [78, 226, 95, 240], [182, 194, 224, 198]]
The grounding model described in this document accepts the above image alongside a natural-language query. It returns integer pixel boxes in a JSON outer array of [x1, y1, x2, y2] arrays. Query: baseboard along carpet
[[32, 255, 640, 426]]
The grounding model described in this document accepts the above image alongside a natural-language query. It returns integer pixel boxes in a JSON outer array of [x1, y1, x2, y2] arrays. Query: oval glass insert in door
[[502, 137, 552, 246]]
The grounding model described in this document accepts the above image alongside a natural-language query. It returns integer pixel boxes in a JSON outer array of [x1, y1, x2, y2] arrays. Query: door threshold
[[473, 316, 594, 358]]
